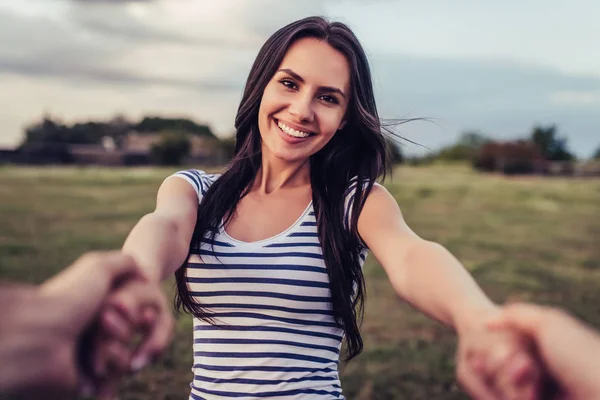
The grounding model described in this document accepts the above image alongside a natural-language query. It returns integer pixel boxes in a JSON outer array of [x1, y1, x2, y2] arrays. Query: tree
[[136, 117, 216, 138], [531, 124, 575, 161], [22, 116, 69, 145], [437, 131, 490, 162], [473, 140, 544, 174], [593, 146, 600, 160], [219, 135, 237, 162], [150, 132, 191, 165], [21, 115, 129, 147]]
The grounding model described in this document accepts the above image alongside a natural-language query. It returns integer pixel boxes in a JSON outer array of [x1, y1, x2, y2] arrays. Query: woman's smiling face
[[257, 37, 351, 163]]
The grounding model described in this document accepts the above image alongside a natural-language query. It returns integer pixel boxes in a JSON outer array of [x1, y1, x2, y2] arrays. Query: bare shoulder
[[361, 183, 403, 217], [155, 174, 199, 216], [358, 182, 419, 249]]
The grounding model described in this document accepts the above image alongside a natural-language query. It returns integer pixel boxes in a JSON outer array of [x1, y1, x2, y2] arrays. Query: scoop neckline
[[219, 201, 314, 246]]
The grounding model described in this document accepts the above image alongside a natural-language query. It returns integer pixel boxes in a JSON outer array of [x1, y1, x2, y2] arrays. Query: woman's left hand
[[456, 323, 545, 400]]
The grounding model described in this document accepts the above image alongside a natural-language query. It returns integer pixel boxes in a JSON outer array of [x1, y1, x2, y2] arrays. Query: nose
[[288, 93, 314, 123]]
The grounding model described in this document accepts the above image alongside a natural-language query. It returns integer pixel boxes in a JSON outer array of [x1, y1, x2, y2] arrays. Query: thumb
[[41, 251, 141, 330], [486, 303, 549, 336]]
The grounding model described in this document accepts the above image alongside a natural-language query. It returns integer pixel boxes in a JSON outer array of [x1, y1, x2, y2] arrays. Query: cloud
[[70, 0, 155, 3], [0, 58, 242, 91], [65, 1, 259, 48], [0, 7, 249, 89], [69, 6, 197, 44], [1, 0, 598, 158], [371, 53, 600, 114], [550, 90, 600, 106], [0, 8, 126, 67]]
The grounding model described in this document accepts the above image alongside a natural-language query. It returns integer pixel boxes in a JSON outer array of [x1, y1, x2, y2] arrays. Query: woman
[[100, 17, 543, 399]]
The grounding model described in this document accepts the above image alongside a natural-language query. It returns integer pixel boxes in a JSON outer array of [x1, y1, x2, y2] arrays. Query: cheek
[[318, 109, 345, 139], [257, 93, 275, 135], [259, 84, 280, 116]]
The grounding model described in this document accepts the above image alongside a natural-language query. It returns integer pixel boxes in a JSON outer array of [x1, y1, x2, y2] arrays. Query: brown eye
[[279, 79, 297, 90], [320, 95, 338, 104]]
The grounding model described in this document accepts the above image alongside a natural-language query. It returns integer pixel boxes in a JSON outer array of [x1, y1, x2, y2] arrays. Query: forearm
[[122, 213, 191, 282], [0, 285, 58, 395], [392, 240, 498, 333]]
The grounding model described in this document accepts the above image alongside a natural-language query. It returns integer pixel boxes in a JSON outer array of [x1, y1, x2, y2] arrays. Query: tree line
[[17, 115, 600, 169], [18, 115, 225, 165], [387, 124, 600, 174], [21, 115, 216, 146]]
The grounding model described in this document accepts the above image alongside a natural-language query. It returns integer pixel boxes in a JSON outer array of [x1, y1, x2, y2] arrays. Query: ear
[[338, 120, 347, 131]]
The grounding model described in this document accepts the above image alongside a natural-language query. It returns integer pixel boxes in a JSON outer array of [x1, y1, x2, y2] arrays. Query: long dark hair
[[175, 16, 392, 360]]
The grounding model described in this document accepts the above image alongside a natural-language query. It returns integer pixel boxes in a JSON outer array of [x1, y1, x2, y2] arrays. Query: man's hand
[[456, 319, 543, 400], [488, 303, 600, 400], [0, 251, 144, 398], [90, 278, 175, 399]]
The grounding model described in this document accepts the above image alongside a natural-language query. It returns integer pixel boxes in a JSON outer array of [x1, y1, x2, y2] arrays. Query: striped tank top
[[170, 169, 369, 400]]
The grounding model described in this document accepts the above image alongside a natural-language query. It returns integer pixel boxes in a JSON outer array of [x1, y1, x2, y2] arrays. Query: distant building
[[5, 131, 225, 166], [122, 131, 223, 165]]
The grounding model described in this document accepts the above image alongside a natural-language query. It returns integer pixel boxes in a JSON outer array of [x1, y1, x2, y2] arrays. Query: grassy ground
[[1, 164, 599, 399]]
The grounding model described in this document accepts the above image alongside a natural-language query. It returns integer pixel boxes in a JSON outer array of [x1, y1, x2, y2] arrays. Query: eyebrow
[[277, 68, 347, 99]]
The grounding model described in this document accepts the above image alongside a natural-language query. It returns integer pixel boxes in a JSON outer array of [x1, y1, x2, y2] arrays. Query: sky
[[0, 0, 598, 157]]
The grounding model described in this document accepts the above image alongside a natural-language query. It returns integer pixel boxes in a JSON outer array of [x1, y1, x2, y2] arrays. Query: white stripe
[[170, 169, 365, 400]]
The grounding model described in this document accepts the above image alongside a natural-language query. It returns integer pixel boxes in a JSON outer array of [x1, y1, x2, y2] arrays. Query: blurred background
[[0, 1, 598, 399]]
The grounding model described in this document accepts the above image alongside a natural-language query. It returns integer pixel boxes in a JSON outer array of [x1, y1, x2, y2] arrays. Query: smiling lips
[[277, 120, 314, 139]]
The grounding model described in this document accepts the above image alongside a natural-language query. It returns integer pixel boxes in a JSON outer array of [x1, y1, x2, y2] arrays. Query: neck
[[254, 147, 310, 194]]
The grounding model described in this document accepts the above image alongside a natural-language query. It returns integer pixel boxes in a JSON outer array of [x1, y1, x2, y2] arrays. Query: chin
[[272, 149, 309, 163]]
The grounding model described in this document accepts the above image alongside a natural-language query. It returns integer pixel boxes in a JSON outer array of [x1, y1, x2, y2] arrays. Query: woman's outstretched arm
[[357, 185, 495, 330], [358, 184, 543, 400], [122, 176, 198, 282]]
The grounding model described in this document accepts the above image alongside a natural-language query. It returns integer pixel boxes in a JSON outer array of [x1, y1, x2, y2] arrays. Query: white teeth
[[277, 120, 310, 138]]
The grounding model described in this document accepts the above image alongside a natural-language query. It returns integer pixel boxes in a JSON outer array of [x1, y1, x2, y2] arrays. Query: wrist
[[454, 304, 501, 336], [120, 250, 163, 283]]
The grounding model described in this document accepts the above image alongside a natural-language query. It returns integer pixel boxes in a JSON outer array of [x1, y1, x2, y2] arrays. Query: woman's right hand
[[487, 303, 600, 400], [89, 277, 175, 399]]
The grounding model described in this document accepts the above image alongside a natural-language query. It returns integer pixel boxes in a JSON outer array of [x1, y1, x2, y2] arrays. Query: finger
[[484, 339, 523, 387], [494, 352, 541, 400], [101, 308, 134, 342], [139, 307, 158, 331], [507, 352, 541, 387], [479, 330, 539, 399], [107, 282, 164, 324], [40, 251, 142, 332], [131, 309, 175, 372], [457, 362, 497, 400], [93, 340, 110, 379], [100, 252, 145, 290], [486, 304, 550, 336], [44, 251, 138, 296], [105, 341, 133, 375]]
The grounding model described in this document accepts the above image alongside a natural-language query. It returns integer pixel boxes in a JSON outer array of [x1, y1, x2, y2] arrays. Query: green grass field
[[1, 164, 599, 399]]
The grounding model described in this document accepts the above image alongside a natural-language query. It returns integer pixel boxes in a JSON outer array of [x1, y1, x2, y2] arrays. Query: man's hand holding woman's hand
[[0, 250, 175, 399], [487, 303, 600, 400], [456, 310, 544, 400], [89, 273, 175, 399]]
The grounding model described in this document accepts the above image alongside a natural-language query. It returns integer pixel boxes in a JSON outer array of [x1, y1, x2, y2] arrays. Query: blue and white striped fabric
[[169, 169, 369, 400]]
